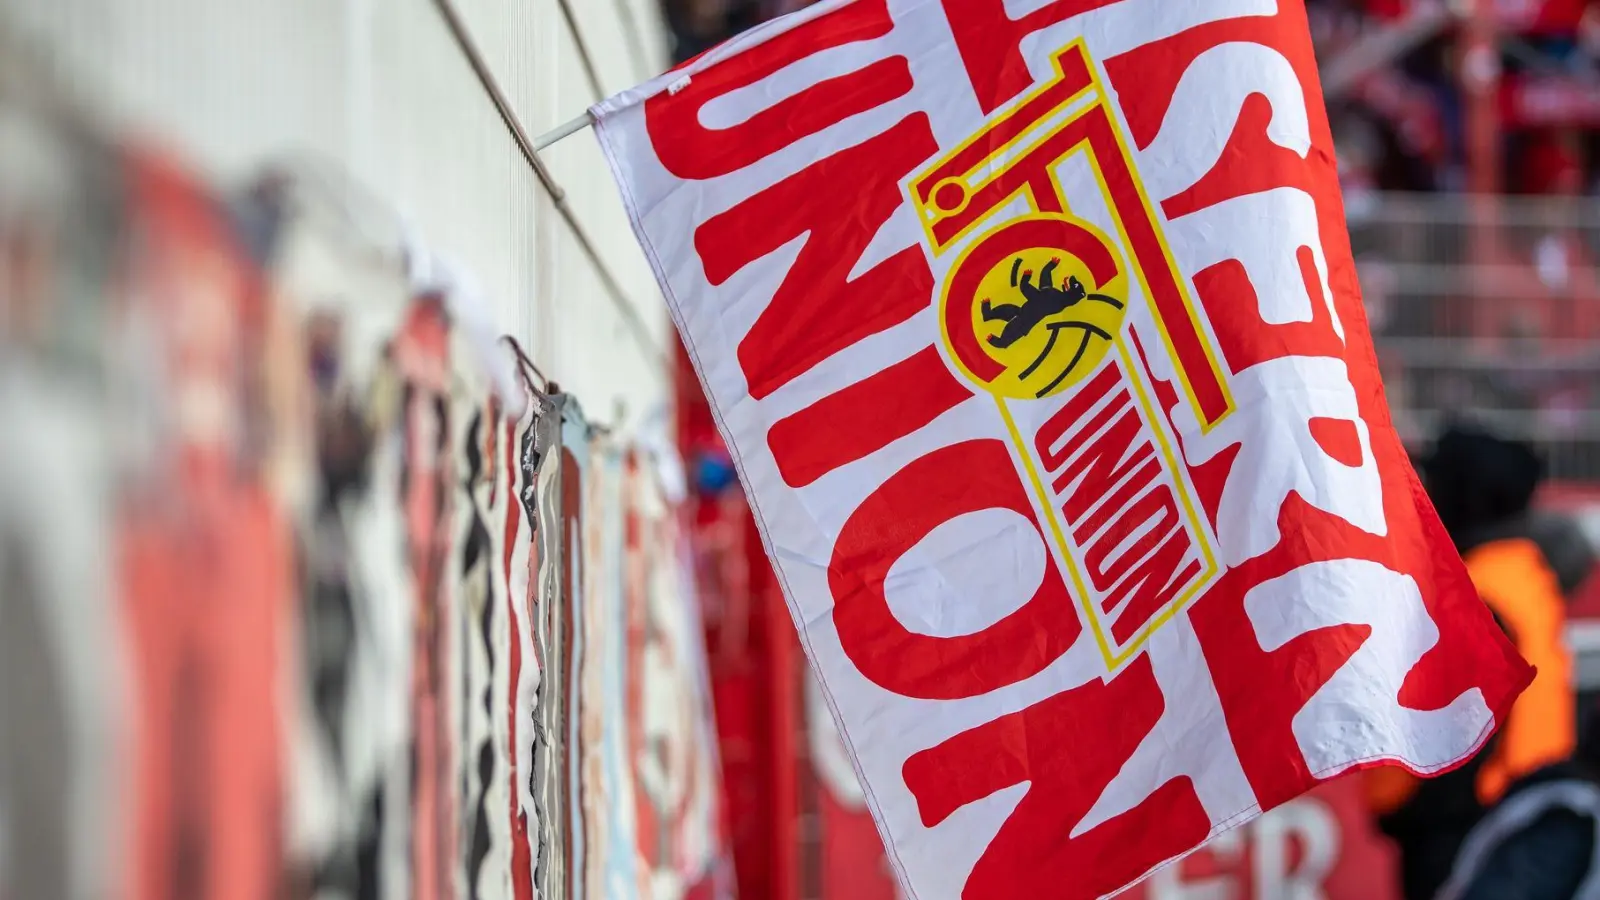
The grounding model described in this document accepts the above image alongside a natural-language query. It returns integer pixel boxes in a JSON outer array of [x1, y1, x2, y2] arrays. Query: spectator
[[1366, 422, 1590, 900]]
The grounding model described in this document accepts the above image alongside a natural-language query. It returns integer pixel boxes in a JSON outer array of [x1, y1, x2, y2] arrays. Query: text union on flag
[[589, 1, 1534, 898]]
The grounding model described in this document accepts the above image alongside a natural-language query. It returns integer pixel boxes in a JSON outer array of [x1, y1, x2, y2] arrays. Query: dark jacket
[[1437, 762, 1600, 900]]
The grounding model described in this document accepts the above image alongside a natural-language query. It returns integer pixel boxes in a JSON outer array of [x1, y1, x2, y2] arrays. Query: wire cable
[[555, 0, 610, 101], [431, 0, 668, 371]]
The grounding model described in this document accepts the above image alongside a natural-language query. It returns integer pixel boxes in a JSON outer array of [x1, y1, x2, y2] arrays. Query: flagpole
[[532, 112, 595, 151]]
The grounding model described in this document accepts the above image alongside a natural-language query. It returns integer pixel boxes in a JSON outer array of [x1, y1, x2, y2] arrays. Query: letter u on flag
[[589, 1, 1532, 897]]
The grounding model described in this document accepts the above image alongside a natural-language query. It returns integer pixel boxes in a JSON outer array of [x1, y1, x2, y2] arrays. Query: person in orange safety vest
[[1365, 422, 1594, 900]]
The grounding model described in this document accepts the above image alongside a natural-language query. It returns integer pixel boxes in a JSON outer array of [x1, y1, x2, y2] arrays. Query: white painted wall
[[0, 0, 676, 431]]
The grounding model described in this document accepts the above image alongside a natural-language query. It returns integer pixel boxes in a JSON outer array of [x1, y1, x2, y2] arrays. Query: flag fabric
[[589, 1, 1533, 897]]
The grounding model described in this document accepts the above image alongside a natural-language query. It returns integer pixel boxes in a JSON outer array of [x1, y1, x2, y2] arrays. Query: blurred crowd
[[1312, 0, 1600, 197], [1308, 1, 1600, 478]]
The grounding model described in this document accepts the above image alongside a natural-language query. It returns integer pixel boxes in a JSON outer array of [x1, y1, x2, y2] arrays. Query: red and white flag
[[590, 2, 1532, 897]]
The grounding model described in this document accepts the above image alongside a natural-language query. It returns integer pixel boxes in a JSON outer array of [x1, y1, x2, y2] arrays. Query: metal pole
[[1462, 0, 1501, 340], [531, 112, 595, 152], [1462, 0, 1501, 196]]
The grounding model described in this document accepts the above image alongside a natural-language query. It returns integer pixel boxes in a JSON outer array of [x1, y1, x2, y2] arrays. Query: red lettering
[[1085, 487, 1178, 588], [767, 346, 972, 487], [1033, 361, 1119, 469], [940, 0, 1123, 114], [696, 115, 938, 400], [831, 439, 1081, 700], [1309, 416, 1364, 469], [1086, 2, 1530, 820], [1191, 249, 1344, 373], [1104, 527, 1203, 644], [643, 0, 905, 180], [1103, 8, 1327, 162], [1187, 494, 1519, 809], [1158, 93, 1318, 222], [1070, 456, 1158, 546], [1103, 4, 1368, 376], [1056, 408, 1152, 524], [902, 655, 1211, 899], [1188, 508, 1377, 809]]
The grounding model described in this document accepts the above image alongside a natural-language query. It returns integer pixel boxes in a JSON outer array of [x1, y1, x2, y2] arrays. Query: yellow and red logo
[[912, 40, 1231, 670], [940, 213, 1128, 400]]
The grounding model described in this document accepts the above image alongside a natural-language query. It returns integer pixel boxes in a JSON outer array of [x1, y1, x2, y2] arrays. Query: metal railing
[[1349, 193, 1600, 481]]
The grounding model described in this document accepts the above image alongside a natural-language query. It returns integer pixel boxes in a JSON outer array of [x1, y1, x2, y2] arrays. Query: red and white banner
[[807, 661, 1405, 900], [591, 2, 1532, 897]]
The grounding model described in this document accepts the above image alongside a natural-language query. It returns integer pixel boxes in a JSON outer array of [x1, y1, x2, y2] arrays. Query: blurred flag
[[590, 1, 1533, 897]]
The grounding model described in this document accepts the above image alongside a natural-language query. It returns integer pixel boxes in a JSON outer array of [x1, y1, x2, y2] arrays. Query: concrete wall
[[0, 0, 676, 431]]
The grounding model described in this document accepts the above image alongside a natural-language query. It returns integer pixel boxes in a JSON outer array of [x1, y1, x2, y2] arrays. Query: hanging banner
[[569, 433, 733, 900], [625, 457, 732, 900], [571, 422, 630, 897], [498, 378, 578, 900], [271, 189, 422, 900], [592, 1, 1532, 898], [117, 150, 302, 900]]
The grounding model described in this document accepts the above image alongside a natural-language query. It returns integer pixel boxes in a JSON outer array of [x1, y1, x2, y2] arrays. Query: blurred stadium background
[[3, 1, 1599, 899]]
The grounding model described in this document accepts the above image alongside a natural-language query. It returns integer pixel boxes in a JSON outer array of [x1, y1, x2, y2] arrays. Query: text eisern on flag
[[589, 1, 1534, 898]]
